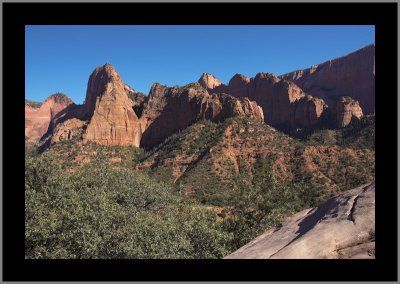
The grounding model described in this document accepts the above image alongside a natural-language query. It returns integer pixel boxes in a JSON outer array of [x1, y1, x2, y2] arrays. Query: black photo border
[[3, 2, 398, 282]]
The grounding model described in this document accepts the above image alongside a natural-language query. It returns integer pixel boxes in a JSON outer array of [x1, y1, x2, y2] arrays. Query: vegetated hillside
[[25, 151, 233, 259], [26, 112, 375, 258], [26, 140, 306, 257], [137, 116, 375, 207], [305, 113, 375, 149], [24, 48, 375, 259]]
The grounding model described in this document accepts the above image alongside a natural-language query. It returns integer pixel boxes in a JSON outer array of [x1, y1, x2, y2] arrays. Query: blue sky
[[26, 25, 374, 104]]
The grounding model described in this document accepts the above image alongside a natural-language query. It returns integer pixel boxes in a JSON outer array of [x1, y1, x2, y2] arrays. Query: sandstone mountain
[[279, 44, 375, 113], [225, 181, 375, 259], [32, 44, 373, 150], [82, 64, 142, 147], [199, 70, 367, 132], [42, 64, 148, 148], [200, 72, 334, 130], [140, 83, 264, 148], [25, 93, 73, 142], [199, 45, 373, 130], [39, 64, 264, 150], [139, 83, 207, 148]]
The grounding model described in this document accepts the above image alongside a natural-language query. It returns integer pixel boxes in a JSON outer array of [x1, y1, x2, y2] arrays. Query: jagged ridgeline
[[25, 44, 375, 259]]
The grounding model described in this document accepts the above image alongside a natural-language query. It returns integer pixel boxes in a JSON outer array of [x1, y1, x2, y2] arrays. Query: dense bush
[[25, 155, 231, 259], [304, 113, 375, 149], [25, 150, 327, 259]]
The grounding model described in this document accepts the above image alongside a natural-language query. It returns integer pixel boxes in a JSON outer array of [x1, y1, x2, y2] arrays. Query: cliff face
[[225, 181, 375, 259], [201, 93, 264, 123], [38, 43, 373, 151], [248, 73, 307, 127], [280, 44, 375, 113], [39, 65, 264, 150], [43, 64, 143, 148], [51, 118, 85, 144], [331, 96, 364, 128], [202, 72, 328, 129], [82, 64, 142, 147], [140, 83, 264, 148], [291, 95, 328, 128], [139, 83, 206, 148], [25, 93, 73, 142], [201, 44, 372, 130]]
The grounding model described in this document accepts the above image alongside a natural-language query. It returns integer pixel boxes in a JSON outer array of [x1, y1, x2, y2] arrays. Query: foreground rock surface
[[225, 181, 375, 259]]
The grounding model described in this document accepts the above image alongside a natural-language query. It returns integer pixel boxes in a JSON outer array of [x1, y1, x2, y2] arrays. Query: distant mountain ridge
[[25, 45, 374, 150], [279, 44, 375, 113]]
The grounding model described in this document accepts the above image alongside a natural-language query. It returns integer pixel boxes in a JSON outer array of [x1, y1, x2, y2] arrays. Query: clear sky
[[26, 25, 374, 104]]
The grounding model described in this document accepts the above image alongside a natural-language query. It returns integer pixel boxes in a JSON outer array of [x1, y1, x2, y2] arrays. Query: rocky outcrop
[[140, 83, 265, 148], [203, 72, 329, 129], [51, 118, 85, 144], [25, 93, 73, 142], [331, 96, 363, 128], [201, 93, 264, 122], [291, 95, 328, 128], [280, 44, 375, 113], [82, 64, 142, 147], [248, 73, 307, 126], [198, 72, 222, 90], [225, 73, 251, 97], [225, 181, 375, 259], [139, 83, 207, 147]]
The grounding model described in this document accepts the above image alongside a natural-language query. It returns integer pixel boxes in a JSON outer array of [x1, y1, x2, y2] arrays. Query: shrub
[[25, 155, 232, 259]]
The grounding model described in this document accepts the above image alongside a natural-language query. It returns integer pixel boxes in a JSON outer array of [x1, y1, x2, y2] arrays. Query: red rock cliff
[[82, 64, 142, 147], [25, 93, 73, 142], [279, 44, 375, 113], [140, 83, 264, 148]]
